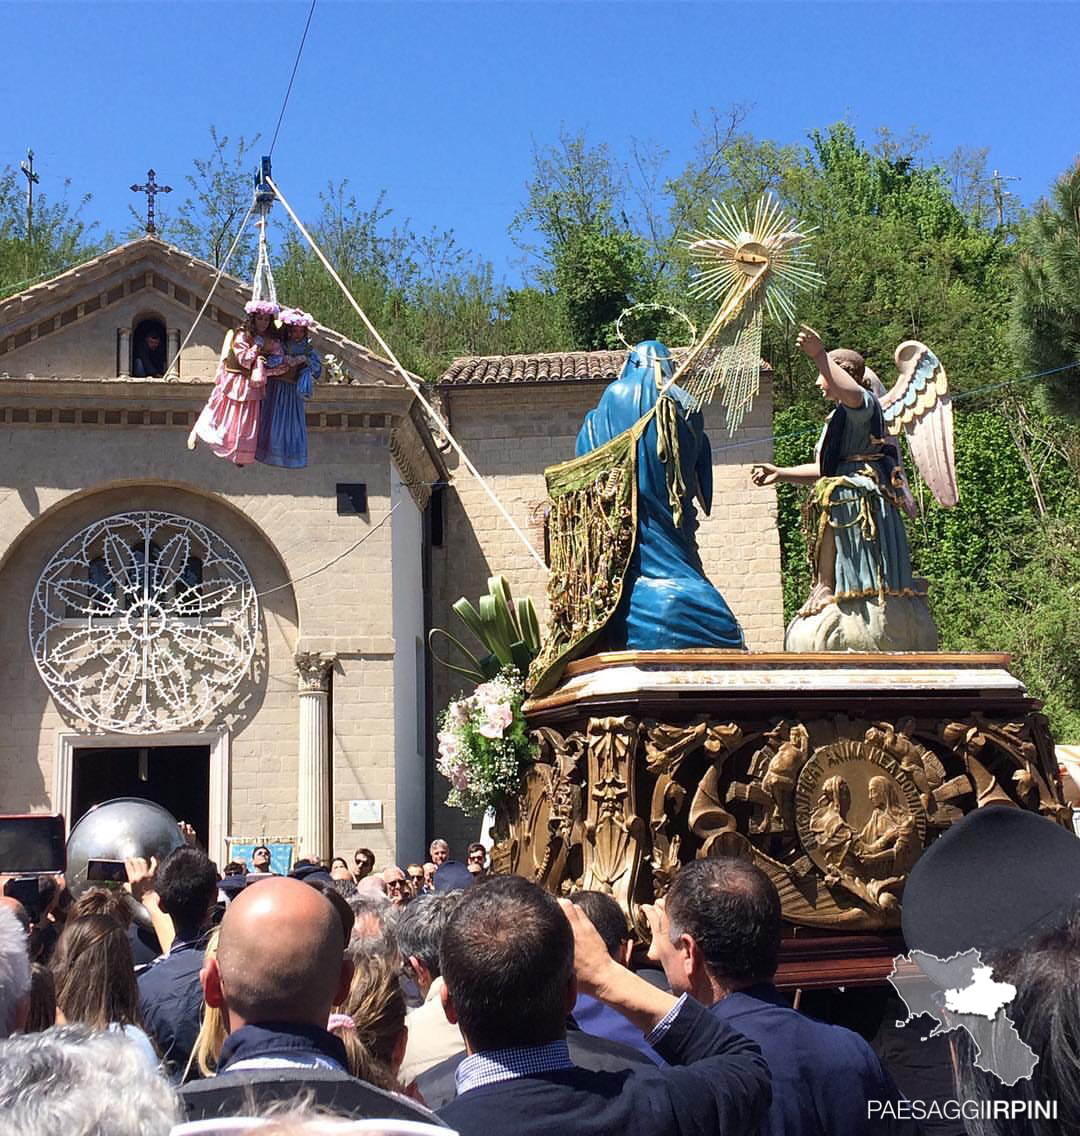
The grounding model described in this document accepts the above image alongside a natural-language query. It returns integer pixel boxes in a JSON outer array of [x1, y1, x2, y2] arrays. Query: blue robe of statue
[[575, 341, 745, 651]]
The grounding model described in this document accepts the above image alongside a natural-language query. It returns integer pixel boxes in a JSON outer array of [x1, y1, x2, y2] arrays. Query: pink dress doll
[[188, 300, 290, 466]]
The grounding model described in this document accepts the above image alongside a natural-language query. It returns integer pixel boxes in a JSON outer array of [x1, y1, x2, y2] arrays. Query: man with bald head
[[200, 876, 352, 1069], [178, 877, 435, 1124]]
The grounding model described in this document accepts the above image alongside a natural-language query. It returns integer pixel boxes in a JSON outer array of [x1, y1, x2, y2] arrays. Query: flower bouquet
[[436, 667, 534, 815]]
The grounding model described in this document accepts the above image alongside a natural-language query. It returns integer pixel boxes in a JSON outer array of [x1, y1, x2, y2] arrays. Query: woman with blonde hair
[[329, 948, 411, 1096], [183, 926, 227, 1082]]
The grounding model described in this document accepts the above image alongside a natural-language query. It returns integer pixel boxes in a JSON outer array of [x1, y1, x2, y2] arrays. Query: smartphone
[[4, 876, 45, 923], [0, 814, 66, 876], [85, 858, 128, 883]]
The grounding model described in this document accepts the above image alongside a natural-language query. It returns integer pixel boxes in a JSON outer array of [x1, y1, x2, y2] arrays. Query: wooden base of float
[[493, 651, 1066, 988]]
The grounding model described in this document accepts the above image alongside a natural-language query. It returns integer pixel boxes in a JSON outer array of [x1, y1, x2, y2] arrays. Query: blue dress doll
[[256, 308, 321, 468]]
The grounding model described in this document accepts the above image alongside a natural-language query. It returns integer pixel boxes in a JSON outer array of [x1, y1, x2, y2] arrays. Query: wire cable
[[268, 0, 318, 158], [162, 198, 258, 379], [266, 174, 548, 572], [256, 499, 402, 598]]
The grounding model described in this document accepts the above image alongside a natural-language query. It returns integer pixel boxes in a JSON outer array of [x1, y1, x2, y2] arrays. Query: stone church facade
[[0, 236, 784, 866]]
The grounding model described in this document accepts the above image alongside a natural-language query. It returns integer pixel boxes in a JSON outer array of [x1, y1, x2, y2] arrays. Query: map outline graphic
[[887, 949, 1038, 1087]]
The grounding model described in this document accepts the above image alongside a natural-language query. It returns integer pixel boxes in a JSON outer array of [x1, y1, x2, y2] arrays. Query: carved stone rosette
[[496, 690, 1065, 937]]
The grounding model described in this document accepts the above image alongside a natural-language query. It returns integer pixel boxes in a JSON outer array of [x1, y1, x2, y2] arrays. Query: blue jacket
[[710, 985, 916, 1136], [571, 992, 664, 1065], [136, 935, 209, 1082]]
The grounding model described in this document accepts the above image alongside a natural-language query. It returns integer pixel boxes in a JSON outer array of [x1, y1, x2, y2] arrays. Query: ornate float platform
[[493, 650, 1066, 987]]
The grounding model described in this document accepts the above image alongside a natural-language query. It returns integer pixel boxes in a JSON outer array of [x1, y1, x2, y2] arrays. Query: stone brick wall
[[0, 393, 418, 869], [428, 376, 784, 853]]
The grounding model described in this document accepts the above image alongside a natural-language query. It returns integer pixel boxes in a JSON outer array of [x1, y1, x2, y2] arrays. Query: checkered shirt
[[454, 993, 688, 1095]]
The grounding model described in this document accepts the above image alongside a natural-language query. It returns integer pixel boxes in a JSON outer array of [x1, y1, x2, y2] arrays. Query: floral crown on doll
[[244, 299, 281, 317], [279, 307, 315, 329]]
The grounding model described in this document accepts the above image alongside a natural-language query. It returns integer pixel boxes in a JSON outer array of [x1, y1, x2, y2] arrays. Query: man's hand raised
[[124, 855, 159, 903], [559, 896, 680, 1036], [558, 898, 619, 1002]]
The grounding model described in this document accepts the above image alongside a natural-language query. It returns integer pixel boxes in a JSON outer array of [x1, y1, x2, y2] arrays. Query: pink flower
[[438, 729, 462, 762], [477, 701, 513, 739]]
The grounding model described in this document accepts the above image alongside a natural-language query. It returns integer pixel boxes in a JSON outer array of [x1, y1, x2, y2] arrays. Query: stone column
[[295, 651, 336, 862], [118, 328, 131, 378], [167, 329, 181, 379]]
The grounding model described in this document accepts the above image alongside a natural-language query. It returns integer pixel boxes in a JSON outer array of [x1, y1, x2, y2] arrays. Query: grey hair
[[396, 892, 460, 977], [0, 1024, 178, 1135], [346, 893, 399, 960], [0, 905, 31, 1038]]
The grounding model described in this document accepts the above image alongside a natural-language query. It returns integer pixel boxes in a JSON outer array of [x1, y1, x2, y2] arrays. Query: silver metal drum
[[66, 797, 185, 902]]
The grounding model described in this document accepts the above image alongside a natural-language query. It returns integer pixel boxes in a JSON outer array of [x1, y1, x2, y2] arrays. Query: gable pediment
[[0, 236, 418, 391]]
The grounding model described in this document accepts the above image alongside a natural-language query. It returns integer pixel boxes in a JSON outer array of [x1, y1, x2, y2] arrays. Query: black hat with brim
[[902, 804, 1080, 983]]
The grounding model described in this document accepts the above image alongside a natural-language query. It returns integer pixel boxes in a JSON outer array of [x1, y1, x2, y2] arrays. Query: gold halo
[[615, 302, 698, 350]]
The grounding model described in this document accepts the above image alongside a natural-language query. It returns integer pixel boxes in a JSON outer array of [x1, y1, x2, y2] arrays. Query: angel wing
[[864, 365, 918, 518], [880, 341, 958, 508]]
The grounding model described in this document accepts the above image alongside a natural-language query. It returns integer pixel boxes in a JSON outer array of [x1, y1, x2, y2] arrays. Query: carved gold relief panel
[[496, 707, 1063, 936]]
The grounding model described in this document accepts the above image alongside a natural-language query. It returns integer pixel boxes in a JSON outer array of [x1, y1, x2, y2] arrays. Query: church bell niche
[[31, 510, 259, 734]]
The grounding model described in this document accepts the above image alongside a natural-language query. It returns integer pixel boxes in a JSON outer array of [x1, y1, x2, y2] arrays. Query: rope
[[250, 206, 277, 305], [162, 198, 258, 379], [269, 0, 318, 158], [257, 499, 402, 598], [265, 175, 548, 572]]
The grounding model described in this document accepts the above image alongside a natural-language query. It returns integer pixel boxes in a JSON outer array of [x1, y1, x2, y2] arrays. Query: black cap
[[903, 805, 1080, 967], [433, 860, 475, 894], [217, 875, 246, 901]]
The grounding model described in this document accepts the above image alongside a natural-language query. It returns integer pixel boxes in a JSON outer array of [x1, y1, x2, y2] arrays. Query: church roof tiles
[[438, 351, 629, 388], [437, 349, 771, 388]]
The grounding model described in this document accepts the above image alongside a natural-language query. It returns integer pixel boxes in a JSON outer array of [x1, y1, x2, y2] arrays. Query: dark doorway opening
[[71, 746, 210, 840]]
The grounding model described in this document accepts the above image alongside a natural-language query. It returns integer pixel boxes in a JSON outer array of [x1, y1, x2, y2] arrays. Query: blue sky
[[5, 1, 1078, 283]]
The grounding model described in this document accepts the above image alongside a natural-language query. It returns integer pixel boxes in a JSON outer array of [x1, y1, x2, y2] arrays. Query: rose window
[[30, 511, 259, 733]]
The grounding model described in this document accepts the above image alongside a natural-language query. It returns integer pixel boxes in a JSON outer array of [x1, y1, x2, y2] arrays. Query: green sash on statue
[[528, 410, 654, 696]]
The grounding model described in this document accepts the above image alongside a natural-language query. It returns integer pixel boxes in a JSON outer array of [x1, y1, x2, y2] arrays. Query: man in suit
[[178, 875, 435, 1124], [568, 890, 664, 1064], [650, 858, 913, 1136], [436, 875, 770, 1136]]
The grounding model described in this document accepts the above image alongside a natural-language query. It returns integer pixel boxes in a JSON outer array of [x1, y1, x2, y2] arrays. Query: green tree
[[1010, 160, 1080, 418], [155, 127, 261, 274], [775, 123, 1012, 412], [511, 131, 652, 349], [0, 165, 101, 299]]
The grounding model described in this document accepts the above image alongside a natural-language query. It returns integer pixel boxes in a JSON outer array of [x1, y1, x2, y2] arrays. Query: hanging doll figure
[[256, 308, 321, 468], [188, 300, 289, 466]]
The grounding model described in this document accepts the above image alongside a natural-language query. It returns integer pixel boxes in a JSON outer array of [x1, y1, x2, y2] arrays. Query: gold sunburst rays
[[685, 195, 820, 323], [667, 195, 821, 432]]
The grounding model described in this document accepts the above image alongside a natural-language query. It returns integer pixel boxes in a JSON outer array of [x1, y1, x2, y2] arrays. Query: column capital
[[295, 651, 337, 693]]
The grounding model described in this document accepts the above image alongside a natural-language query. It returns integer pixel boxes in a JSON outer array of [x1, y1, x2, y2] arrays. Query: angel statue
[[752, 326, 957, 652]]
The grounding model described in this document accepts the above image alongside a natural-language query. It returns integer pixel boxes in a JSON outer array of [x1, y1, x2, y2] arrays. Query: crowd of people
[[0, 810, 1076, 1136]]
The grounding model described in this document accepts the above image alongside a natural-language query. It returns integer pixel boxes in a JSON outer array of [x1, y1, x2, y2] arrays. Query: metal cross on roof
[[19, 149, 39, 241], [130, 168, 172, 235]]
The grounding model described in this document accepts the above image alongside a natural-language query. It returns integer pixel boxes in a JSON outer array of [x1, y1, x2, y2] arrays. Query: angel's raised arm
[[797, 325, 865, 408]]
